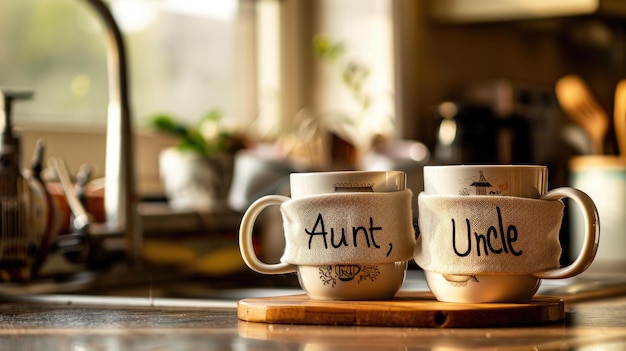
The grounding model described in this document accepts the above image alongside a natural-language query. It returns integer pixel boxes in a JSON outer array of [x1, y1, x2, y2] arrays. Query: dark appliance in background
[[433, 101, 532, 165], [433, 79, 566, 167]]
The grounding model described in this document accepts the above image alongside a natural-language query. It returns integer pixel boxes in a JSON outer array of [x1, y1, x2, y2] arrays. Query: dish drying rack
[[0, 89, 39, 280], [0, 89, 119, 283]]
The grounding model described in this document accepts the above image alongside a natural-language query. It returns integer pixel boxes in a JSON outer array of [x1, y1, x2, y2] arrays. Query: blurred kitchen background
[[1, 0, 624, 294]]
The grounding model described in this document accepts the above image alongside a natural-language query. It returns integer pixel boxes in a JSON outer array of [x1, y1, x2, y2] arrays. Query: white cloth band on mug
[[415, 193, 564, 275], [279, 190, 415, 266]]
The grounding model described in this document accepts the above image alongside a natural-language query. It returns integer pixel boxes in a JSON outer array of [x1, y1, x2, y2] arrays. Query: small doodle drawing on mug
[[319, 265, 381, 287], [459, 170, 507, 196]]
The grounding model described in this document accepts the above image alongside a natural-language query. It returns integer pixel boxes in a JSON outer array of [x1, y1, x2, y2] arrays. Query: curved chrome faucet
[[81, 0, 141, 265]]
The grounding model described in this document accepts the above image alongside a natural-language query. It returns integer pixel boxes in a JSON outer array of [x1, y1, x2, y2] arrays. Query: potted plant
[[150, 109, 245, 211]]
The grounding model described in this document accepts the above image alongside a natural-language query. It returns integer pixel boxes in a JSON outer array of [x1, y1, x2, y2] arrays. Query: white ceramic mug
[[417, 165, 599, 303], [239, 171, 414, 300]]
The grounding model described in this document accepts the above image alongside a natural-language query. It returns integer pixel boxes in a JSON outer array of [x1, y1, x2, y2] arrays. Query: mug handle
[[238, 195, 298, 274], [533, 187, 600, 279]]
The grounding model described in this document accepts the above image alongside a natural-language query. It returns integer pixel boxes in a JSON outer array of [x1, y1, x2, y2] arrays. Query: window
[[313, 0, 397, 144], [1, 0, 240, 129], [1, 0, 396, 133], [253, 0, 397, 146]]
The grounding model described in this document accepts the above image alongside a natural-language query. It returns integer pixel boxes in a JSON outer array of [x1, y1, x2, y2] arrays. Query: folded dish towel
[[280, 190, 415, 266], [416, 193, 564, 275]]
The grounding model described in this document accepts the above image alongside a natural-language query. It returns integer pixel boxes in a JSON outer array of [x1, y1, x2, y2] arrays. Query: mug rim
[[289, 170, 407, 197], [290, 170, 405, 178], [423, 164, 548, 197]]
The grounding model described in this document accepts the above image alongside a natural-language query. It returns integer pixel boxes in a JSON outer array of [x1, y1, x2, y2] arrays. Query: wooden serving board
[[237, 291, 564, 328]]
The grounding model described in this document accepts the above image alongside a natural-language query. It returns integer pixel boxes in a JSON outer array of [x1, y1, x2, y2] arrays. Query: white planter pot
[[159, 147, 234, 211]]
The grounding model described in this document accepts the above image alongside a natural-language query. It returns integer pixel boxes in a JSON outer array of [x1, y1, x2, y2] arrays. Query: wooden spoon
[[614, 79, 626, 156], [556, 75, 609, 155]]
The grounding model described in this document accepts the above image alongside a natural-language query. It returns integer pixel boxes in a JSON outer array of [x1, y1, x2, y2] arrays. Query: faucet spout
[[81, 0, 141, 265]]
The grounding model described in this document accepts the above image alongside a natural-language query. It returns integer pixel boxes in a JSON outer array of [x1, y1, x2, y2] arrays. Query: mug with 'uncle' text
[[415, 165, 599, 303]]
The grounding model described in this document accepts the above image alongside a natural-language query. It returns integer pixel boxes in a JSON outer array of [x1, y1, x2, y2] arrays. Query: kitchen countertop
[[1, 273, 625, 350]]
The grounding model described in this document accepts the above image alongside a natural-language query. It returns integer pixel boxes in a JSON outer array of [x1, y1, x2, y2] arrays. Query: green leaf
[[313, 34, 345, 61], [150, 114, 188, 137], [148, 108, 242, 156]]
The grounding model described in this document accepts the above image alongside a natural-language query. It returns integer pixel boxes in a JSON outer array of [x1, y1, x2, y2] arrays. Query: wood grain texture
[[237, 291, 564, 328]]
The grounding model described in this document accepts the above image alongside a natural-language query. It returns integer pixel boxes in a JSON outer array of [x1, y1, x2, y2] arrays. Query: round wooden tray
[[237, 291, 564, 328]]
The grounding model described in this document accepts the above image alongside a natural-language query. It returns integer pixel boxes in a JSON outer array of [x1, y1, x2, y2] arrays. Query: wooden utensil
[[614, 79, 626, 156], [556, 75, 609, 155]]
